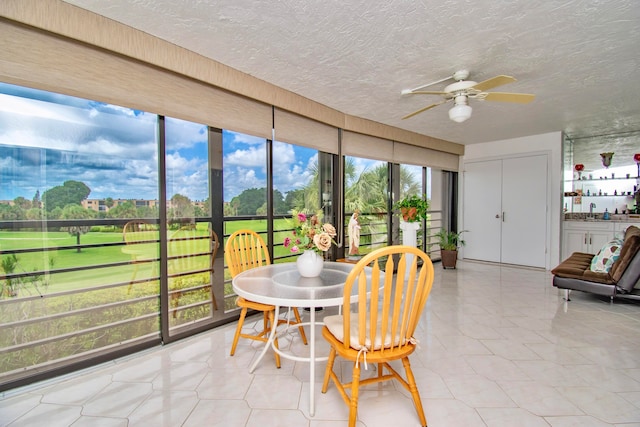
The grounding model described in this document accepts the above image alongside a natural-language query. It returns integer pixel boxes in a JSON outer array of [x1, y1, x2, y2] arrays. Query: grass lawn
[[1, 216, 379, 296]]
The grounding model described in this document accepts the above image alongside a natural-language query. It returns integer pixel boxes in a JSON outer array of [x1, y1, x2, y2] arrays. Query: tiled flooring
[[2, 261, 640, 426]]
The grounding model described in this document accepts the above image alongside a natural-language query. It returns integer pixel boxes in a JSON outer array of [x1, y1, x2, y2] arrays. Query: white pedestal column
[[400, 220, 421, 280]]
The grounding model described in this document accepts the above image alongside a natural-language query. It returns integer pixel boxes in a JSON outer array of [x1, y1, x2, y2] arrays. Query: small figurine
[[348, 210, 361, 256]]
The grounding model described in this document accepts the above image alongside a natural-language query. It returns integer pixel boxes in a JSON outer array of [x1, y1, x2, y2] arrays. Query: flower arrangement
[[393, 194, 429, 223], [284, 210, 337, 253]]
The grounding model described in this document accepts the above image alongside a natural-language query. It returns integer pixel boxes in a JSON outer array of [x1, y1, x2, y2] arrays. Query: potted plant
[[393, 194, 429, 223], [434, 228, 466, 269], [393, 195, 429, 252]]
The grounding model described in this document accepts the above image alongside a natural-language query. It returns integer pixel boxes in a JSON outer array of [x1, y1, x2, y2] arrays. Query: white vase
[[296, 250, 324, 278]]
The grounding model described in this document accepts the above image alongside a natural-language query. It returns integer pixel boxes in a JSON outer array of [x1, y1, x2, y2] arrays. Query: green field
[[0, 215, 387, 297], [0, 219, 294, 295]]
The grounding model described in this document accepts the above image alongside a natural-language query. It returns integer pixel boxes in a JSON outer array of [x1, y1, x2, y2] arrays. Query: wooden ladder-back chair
[[167, 226, 221, 318], [225, 229, 308, 367], [208, 228, 220, 311], [321, 245, 435, 427], [122, 220, 160, 293]]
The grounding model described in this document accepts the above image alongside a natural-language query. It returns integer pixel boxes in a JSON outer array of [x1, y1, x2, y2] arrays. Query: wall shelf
[[566, 176, 639, 183]]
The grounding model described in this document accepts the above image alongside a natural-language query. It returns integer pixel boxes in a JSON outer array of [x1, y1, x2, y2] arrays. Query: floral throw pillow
[[589, 238, 623, 273]]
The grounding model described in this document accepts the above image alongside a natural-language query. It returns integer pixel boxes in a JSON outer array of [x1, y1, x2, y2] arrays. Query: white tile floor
[[2, 261, 640, 426]]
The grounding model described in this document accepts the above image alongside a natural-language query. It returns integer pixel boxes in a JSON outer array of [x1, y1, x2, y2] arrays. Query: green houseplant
[[393, 194, 429, 223], [434, 228, 466, 269]]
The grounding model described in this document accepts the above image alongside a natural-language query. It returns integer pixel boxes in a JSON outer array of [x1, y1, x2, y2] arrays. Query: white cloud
[[230, 131, 266, 146], [224, 145, 266, 168]]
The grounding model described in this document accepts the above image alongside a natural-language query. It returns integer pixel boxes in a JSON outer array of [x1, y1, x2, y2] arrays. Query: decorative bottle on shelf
[[598, 189, 602, 196], [603, 209, 610, 220]]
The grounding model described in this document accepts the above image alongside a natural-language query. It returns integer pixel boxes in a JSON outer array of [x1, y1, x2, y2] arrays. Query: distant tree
[[32, 190, 41, 208], [194, 205, 206, 217], [169, 194, 194, 219], [199, 197, 211, 216], [60, 204, 96, 252], [105, 197, 114, 209], [25, 207, 43, 220], [49, 206, 62, 219], [273, 189, 287, 215], [13, 196, 31, 210], [256, 202, 267, 216], [228, 198, 241, 216], [42, 180, 91, 212], [136, 205, 159, 219], [231, 188, 266, 215], [399, 166, 422, 199], [107, 200, 138, 219], [284, 188, 305, 212], [0, 204, 22, 220]]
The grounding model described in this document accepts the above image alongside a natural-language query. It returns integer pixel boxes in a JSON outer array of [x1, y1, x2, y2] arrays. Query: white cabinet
[[561, 221, 638, 260], [614, 222, 638, 239]]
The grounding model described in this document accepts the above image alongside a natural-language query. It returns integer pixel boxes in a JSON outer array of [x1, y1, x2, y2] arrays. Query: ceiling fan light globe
[[449, 104, 472, 123]]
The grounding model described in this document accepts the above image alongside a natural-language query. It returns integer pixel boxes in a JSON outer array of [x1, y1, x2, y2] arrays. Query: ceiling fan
[[401, 70, 535, 123]]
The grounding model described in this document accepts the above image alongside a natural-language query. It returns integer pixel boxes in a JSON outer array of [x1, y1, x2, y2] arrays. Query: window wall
[[0, 79, 456, 391], [344, 156, 390, 255], [0, 83, 230, 390], [397, 163, 446, 259], [164, 118, 219, 332]]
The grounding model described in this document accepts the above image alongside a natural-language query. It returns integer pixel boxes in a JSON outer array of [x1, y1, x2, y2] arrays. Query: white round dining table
[[232, 261, 368, 417]]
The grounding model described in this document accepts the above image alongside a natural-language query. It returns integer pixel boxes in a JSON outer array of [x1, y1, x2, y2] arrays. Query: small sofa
[[552, 225, 640, 301]]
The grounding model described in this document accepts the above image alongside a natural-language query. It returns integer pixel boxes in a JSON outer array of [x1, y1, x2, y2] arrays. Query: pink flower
[[297, 213, 307, 222], [291, 245, 299, 253], [283, 237, 291, 248]]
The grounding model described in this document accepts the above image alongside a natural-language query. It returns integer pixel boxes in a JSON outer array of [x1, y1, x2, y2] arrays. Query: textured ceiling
[[62, 0, 640, 145]]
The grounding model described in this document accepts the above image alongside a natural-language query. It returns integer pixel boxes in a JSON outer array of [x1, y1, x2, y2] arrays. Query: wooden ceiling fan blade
[[483, 92, 535, 103], [402, 100, 448, 120], [472, 75, 516, 91]]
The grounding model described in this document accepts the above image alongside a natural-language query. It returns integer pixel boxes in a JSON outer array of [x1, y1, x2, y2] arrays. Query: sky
[[0, 82, 350, 203], [0, 83, 417, 205]]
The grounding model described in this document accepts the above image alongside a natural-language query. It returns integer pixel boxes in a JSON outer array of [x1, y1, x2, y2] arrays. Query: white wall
[[460, 131, 563, 269]]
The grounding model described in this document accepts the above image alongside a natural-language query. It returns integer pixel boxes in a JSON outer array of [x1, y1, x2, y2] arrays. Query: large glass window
[[0, 83, 161, 386], [165, 118, 218, 331], [397, 164, 442, 258], [272, 141, 321, 262], [344, 156, 390, 255], [0, 83, 235, 390], [222, 130, 267, 220]]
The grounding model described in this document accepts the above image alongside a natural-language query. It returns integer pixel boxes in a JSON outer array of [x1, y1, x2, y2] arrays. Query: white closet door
[[501, 155, 548, 267], [463, 159, 502, 263]]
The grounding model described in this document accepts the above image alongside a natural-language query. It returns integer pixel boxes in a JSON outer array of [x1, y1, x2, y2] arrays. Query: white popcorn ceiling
[[62, 0, 640, 145]]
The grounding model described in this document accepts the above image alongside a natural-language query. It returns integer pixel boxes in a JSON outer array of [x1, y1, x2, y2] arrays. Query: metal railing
[[0, 218, 219, 390]]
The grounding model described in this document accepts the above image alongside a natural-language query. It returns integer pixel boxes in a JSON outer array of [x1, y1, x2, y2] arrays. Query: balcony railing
[[0, 218, 220, 390], [0, 211, 443, 390]]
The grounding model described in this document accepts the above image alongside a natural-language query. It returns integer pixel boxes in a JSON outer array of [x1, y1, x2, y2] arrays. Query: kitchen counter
[[564, 213, 640, 223]]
